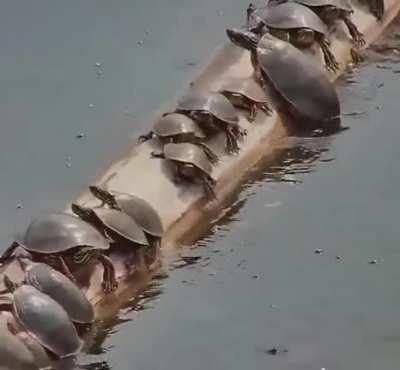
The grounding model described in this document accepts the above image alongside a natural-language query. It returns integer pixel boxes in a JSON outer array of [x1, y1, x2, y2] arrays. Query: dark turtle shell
[[220, 78, 268, 104], [16, 332, 52, 370], [19, 213, 109, 254], [294, 0, 353, 12], [24, 262, 94, 324], [163, 143, 213, 177], [153, 113, 206, 138], [91, 208, 148, 246], [257, 34, 340, 123], [12, 285, 83, 358], [254, 2, 328, 35], [176, 90, 239, 125]]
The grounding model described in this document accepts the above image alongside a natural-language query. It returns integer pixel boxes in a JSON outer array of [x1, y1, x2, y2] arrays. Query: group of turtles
[[0, 187, 164, 369], [0, 0, 384, 368]]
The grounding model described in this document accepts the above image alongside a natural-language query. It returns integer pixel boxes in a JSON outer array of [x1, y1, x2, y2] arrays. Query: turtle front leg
[[319, 39, 340, 73], [350, 47, 365, 63], [98, 254, 118, 293], [138, 131, 154, 143], [59, 256, 78, 283], [225, 129, 240, 155], [343, 15, 366, 48], [248, 104, 258, 122], [196, 142, 219, 164], [260, 102, 273, 116], [201, 175, 217, 200]]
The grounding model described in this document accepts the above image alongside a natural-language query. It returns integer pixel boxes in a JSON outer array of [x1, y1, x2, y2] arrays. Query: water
[[2, 2, 400, 369]]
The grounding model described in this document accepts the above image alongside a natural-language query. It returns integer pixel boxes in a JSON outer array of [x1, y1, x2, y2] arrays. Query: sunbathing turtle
[[247, 1, 339, 72], [3, 258, 94, 325], [293, 0, 365, 47], [151, 143, 216, 200], [0, 213, 117, 293], [219, 77, 273, 121], [0, 285, 83, 359], [88, 186, 164, 248], [139, 113, 219, 164], [226, 30, 342, 134], [169, 90, 245, 154]]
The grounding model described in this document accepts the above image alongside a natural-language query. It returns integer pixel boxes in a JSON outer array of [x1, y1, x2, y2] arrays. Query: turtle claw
[[350, 48, 364, 63]]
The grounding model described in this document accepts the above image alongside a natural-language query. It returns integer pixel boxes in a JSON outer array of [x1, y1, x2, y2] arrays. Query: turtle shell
[[110, 192, 164, 238], [176, 90, 239, 125], [294, 0, 353, 12], [255, 2, 328, 35], [19, 213, 109, 254], [16, 332, 52, 370], [12, 285, 83, 358], [256, 34, 340, 123], [220, 78, 268, 103], [92, 208, 148, 246], [153, 113, 206, 138], [163, 143, 213, 176], [24, 262, 94, 324]]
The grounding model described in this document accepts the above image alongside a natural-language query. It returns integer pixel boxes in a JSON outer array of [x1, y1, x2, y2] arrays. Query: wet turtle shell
[[23, 261, 94, 324], [253, 2, 328, 35], [293, 0, 353, 12], [12, 285, 83, 358], [256, 34, 340, 123], [176, 90, 239, 125], [163, 143, 213, 177], [153, 113, 206, 138], [220, 78, 268, 104], [19, 213, 109, 254]]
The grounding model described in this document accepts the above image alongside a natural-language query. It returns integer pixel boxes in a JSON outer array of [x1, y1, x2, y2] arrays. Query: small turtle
[[71, 204, 149, 251], [247, 2, 339, 72], [151, 143, 216, 200], [0, 213, 117, 293], [88, 186, 164, 248], [138, 113, 219, 164], [219, 77, 273, 121], [169, 90, 245, 154], [226, 30, 342, 134], [292, 0, 365, 47], [0, 285, 83, 358], [3, 258, 94, 325]]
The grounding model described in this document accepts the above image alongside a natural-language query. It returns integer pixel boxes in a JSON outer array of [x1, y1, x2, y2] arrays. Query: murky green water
[[2, 2, 400, 370]]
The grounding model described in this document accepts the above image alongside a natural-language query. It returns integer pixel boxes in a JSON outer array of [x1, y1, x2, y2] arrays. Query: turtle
[[292, 0, 366, 47], [169, 90, 246, 155], [138, 113, 219, 164], [151, 143, 216, 200], [2, 258, 94, 325], [88, 186, 164, 248], [0, 213, 117, 293], [71, 204, 149, 249], [226, 30, 342, 134], [15, 332, 52, 370], [0, 285, 83, 359], [246, 1, 340, 72], [219, 77, 273, 122]]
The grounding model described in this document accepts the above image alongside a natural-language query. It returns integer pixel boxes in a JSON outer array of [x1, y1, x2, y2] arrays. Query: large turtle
[[88, 186, 164, 248], [2, 259, 94, 325], [151, 143, 216, 200], [169, 90, 245, 155], [0, 285, 83, 359], [138, 114, 219, 164], [226, 30, 342, 134], [247, 1, 339, 72], [219, 77, 273, 122], [0, 213, 117, 293], [292, 0, 365, 47]]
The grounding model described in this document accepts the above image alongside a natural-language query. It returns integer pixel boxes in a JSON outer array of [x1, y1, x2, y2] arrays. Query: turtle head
[[3, 275, 18, 293], [71, 203, 93, 222], [88, 185, 117, 207], [226, 28, 260, 52]]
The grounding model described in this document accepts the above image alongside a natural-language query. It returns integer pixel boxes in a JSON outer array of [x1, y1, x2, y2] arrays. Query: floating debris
[[265, 347, 288, 356], [65, 156, 72, 168], [15, 203, 23, 210], [88, 103, 95, 108], [314, 248, 324, 254], [217, 10, 223, 16], [252, 274, 261, 279], [137, 40, 144, 46], [343, 111, 366, 117], [335, 255, 342, 261], [368, 259, 379, 265], [93, 62, 102, 68], [96, 70, 104, 77], [75, 132, 86, 139]]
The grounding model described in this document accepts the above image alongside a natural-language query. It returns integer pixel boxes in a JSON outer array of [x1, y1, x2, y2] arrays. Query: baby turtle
[[3, 259, 94, 325], [170, 90, 245, 154], [89, 186, 164, 248], [226, 30, 342, 134], [151, 143, 216, 200], [293, 0, 365, 47], [71, 204, 149, 250], [247, 2, 339, 72], [0, 285, 83, 358], [138, 114, 219, 164], [0, 213, 117, 293], [219, 77, 272, 122]]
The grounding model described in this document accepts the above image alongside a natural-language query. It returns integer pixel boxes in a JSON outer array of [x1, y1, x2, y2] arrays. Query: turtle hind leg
[[343, 15, 366, 48], [0, 242, 19, 264], [319, 39, 340, 73], [99, 254, 118, 293]]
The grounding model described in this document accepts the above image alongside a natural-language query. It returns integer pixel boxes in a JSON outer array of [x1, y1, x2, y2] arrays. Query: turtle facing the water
[[247, 1, 339, 72], [151, 143, 216, 200], [226, 30, 342, 134]]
